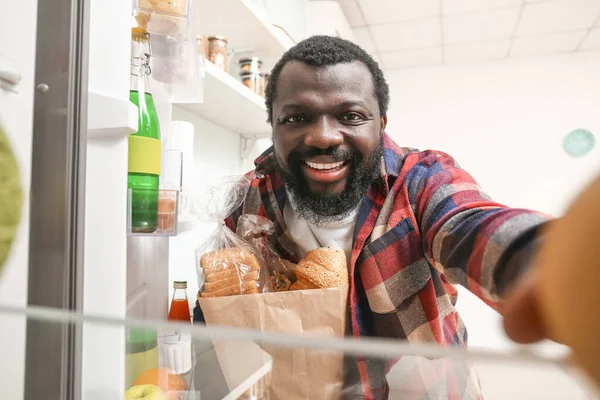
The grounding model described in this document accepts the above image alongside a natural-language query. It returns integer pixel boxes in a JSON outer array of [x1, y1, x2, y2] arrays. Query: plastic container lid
[[207, 35, 227, 42]]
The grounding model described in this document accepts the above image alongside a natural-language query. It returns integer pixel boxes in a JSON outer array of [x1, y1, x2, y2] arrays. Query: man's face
[[271, 60, 387, 223]]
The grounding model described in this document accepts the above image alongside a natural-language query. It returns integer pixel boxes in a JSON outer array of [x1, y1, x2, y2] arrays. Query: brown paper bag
[[199, 287, 349, 400]]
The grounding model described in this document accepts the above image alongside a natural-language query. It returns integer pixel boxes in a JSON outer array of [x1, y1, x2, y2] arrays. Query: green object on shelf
[[0, 123, 23, 272], [564, 129, 595, 157], [128, 28, 161, 234], [126, 328, 159, 389]]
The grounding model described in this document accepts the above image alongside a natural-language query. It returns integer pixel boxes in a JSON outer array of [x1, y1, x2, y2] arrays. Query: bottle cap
[[173, 280, 187, 289]]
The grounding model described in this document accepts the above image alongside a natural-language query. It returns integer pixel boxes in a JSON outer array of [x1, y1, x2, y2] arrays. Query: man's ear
[[380, 115, 388, 133]]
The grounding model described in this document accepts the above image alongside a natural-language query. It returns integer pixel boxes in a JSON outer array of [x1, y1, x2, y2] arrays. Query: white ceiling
[[333, 0, 600, 69]]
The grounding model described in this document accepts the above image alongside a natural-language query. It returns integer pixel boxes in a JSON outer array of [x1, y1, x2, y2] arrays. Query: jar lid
[[239, 57, 263, 65], [131, 27, 149, 39], [207, 35, 227, 42], [173, 280, 187, 289], [240, 72, 261, 78]]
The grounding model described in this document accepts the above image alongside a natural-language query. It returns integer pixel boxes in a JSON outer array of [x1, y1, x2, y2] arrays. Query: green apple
[[125, 384, 168, 400]]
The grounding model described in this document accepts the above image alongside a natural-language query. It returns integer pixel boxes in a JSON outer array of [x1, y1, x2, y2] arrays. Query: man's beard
[[274, 136, 383, 225]]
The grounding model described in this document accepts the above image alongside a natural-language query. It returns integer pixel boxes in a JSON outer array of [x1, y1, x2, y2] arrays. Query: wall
[[0, 0, 37, 398], [383, 51, 600, 352], [169, 106, 244, 307], [385, 51, 600, 217]]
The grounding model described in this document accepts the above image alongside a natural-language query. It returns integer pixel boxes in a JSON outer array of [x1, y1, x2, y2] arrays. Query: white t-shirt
[[283, 193, 359, 268]]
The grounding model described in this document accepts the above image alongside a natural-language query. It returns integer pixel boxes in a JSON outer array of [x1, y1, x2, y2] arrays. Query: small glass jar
[[208, 35, 228, 72], [261, 72, 270, 97], [241, 72, 263, 95], [157, 190, 177, 233], [196, 35, 208, 67], [239, 57, 263, 74]]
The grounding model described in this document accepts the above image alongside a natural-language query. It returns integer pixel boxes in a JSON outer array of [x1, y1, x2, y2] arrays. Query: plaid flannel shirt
[[222, 133, 550, 399]]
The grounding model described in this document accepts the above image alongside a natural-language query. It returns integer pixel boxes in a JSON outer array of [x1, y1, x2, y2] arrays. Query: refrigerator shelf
[[175, 61, 270, 137], [127, 188, 181, 237]]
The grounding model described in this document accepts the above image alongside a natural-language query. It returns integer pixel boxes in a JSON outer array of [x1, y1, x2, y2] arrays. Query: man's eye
[[340, 113, 363, 121], [283, 116, 307, 124]]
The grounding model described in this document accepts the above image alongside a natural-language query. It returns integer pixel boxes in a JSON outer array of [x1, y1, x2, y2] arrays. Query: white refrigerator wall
[[82, 0, 136, 397], [383, 51, 600, 351], [168, 106, 245, 307], [0, 0, 37, 397]]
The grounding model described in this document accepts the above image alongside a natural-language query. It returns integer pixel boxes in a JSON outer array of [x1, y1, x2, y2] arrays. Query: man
[[195, 36, 550, 398]]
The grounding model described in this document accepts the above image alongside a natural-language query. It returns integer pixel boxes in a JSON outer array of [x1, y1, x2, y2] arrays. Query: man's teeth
[[305, 160, 345, 170]]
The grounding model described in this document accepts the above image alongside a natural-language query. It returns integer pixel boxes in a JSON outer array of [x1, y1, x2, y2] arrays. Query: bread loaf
[[201, 280, 260, 298], [200, 247, 261, 276], [200, 247, 262, 298], [204, 270, 259, 292], [290, 247, 348, 290]]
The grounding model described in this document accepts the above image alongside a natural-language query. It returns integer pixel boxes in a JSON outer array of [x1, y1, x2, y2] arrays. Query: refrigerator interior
[[1, 0, 600, 398]]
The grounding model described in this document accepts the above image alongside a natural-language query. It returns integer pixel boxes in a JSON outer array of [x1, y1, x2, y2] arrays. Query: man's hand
[[502, 173, 600, 389], [502, 271, 548, 345]]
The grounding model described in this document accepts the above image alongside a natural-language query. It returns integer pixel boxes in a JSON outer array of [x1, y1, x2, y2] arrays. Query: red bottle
[[168, 281, 191, 323]]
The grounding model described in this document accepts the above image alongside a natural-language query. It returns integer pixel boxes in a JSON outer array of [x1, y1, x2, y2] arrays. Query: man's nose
[[304, 117, 343, 149]]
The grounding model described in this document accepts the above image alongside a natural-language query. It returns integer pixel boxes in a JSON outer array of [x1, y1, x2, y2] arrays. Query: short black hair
[[265, 35, 389, 124]]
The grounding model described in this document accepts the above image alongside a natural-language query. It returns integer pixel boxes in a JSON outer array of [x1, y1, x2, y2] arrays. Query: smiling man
[[196, 36, 551, 399]]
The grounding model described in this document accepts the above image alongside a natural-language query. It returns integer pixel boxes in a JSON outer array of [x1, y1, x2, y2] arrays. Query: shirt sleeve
[[407, 151, 551, 311]]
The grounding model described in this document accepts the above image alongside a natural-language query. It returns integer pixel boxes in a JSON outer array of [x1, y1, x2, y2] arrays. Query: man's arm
[[407, 151, 551, 310]]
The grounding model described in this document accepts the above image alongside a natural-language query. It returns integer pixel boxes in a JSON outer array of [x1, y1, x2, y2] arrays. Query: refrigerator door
[[0, 2, 37, 400]]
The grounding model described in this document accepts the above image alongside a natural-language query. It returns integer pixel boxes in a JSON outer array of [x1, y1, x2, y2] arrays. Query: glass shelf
[[1, 305, 598, 400]]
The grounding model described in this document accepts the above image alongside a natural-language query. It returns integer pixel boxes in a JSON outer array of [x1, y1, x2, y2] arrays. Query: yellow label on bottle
[[128, 136, 161, 175]]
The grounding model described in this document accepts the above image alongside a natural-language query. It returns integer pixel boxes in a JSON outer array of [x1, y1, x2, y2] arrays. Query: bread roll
[[290, 247, 348, 290], [290, 279, 316, 291]]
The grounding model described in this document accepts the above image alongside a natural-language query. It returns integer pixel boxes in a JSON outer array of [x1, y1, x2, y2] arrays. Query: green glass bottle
[[128, 27, 161, 233]]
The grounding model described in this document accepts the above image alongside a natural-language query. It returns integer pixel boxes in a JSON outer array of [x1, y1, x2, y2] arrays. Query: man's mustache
[[287, 146, 358, 164]]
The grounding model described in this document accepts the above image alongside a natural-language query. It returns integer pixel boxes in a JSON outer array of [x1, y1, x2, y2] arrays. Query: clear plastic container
[[135, 0, 190, 36], [132, 0, 203, 103], [127, 188, 180, 236]]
